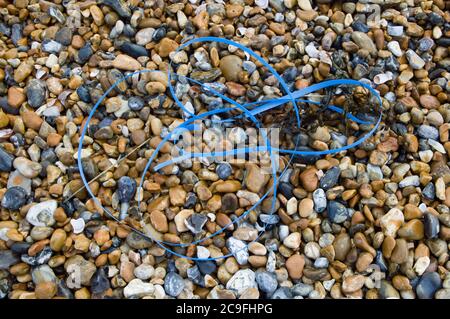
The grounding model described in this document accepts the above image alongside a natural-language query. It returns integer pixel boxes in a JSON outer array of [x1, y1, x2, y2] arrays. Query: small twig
[[64, 136, 153, 202]]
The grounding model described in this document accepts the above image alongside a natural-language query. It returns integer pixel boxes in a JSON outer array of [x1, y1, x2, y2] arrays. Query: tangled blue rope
[[77, 37, 383, 262]]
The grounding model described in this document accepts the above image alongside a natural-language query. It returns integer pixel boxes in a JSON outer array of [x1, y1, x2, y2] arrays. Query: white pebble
[[279, 225, 289, 241], [255, 0, 268, 9], [123, 279, 155, 299], [134, 264, 155, 280], [286, 197, 298, 215], [304, 242, 321, 260], [428, 139, 446, 154], [414, 256, 430, 276], [387, 41, 403, 57], [46, 54, 59, 68]]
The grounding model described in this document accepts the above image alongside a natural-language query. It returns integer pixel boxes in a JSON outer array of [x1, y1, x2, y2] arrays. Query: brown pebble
[[390, 239, 408, 264], [382, 236, 396, 259], [392, 275, 412, 291], [342, 274, 366, 294], [150, 210, 169, 233], [397, 219, 424, 240], [49, 229, 66, 252], [22, 112, 43, 131], [158, 38, 179, 57], [112, 54, 141, 71], [299, 167, 319, 192], [7, 87, 26, 108]]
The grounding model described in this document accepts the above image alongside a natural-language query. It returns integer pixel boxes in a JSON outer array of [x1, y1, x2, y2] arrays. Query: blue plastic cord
[[77, 37, 383, 262]]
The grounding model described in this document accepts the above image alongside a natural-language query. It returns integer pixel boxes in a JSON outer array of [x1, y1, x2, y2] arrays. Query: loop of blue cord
[[77, 37, 383, 262]]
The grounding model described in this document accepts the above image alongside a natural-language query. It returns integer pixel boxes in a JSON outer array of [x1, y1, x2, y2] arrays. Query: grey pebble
[[418, 38, 435, 52], [21, 246, 53, 266], [187, 265, 204, 287], [314, 257, 329, 269], [226, 237, 249, 265], [387, 25, 404, 36], [292, 283, 314, 297], [90, 268, 110, 294], [1, 186, 28, 210], [186, 213, 208, 234], [422, 183, 435, 200], [119, 42, 148, 58], [55, 27, 73, 46], [319, 167, 340, 190], [367, 164, 383, 181], [424, 213, 440, 239], [117, 176, 137, 203], [128, 96, 145, 111], [416, 272, 442, 299], [0, 251, 19, 270], [255, 271, 278, 295], [26, 79, 47, 109], [41, 39, 62, 54], [103, 0, 131, 18], [270, 287, 292, 299], [216, 162, 232, 180], [31, 264, 57, 284], [399, 175, 420, 188], [313, 188, 327, 213], [11, 23, 25, 44], [76, 44, 93, 64], [0, 147, 14, 172], [417, 125, 439, 140]]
